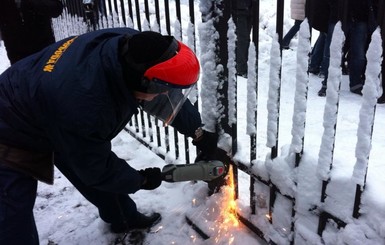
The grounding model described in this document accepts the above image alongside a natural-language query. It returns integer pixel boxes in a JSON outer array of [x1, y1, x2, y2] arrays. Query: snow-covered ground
[[1, 0, 385, 244]]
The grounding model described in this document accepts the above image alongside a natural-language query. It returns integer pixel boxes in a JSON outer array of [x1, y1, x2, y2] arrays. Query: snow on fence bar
[[56, 0, 385, 244]]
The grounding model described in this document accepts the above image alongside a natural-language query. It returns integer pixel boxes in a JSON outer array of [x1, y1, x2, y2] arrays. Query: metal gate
[[56, 1, 384, 244]]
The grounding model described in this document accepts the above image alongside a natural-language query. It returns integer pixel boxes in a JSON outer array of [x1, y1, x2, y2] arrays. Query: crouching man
[[0, 28, 217, 244]]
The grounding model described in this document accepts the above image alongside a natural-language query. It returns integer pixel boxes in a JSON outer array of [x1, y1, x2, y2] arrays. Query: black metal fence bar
[[249, 0, 260, 216], [164, 0, 171, 34], [134, 0, 142, 30], [154, 0, 161, 27], [118, 0, 126, 25], [144, 0, 150, 23], [265, 1, 284, 232], [126, 0, 134, 25]]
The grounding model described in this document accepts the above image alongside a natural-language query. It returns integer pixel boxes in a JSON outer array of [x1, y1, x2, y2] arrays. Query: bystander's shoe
[[318, 87, 326, 97], [308, 66, 320, 75], [318, 71, 326, 79], [377, 94, 385, 104], [350, 88, 362, 96], [111, 212, 161, 233], [341, 65, 349, 75], [236, 72, 248, 79]]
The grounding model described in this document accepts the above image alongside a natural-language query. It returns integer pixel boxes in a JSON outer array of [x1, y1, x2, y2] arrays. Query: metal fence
[[56, 0, 383, 244]]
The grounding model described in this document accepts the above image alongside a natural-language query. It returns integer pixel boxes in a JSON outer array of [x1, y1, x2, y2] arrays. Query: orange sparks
[[221, 165, 239, 227], [212, 164, 240, 244]]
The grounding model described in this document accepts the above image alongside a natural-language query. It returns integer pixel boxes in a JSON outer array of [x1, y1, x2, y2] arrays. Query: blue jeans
[[0, 163, 39, 245], [282, 19, 303, 48], [321, 22, 337, 88], [346, 20, 368, 91], [309, 32, 326, 70]]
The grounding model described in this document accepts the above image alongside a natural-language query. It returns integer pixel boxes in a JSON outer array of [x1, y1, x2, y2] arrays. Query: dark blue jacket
[[0, 28, 201, 192]]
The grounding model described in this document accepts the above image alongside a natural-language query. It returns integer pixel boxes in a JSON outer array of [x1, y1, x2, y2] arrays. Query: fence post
[[248, 0, 260, 215], [267, 0, 284, 227], [215, 0, 232, 135]]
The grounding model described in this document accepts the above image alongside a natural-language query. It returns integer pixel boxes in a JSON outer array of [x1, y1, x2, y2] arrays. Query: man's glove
[[194, 147, 232, 195], [192, 128, 218, 157], [138, 168, 162, 190]]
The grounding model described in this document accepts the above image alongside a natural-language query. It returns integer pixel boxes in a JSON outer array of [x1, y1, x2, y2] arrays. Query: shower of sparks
[[185, 165, 241, 244], [220, 165, 239, 227], [214, 165, 239, 244]]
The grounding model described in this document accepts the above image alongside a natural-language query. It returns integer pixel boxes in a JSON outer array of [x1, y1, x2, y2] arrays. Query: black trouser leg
[[54, 161, 137, 226], [0, 163, 39, 245]]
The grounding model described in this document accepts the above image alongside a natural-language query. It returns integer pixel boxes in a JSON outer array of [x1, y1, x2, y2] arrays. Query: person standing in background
[[306, 0, 329, 78], [308, 32, 327, 76], [281, 0, 306, 49], [0, 0, 63, 64], [339, 0, 378, 96], [233, 0, 253, 78], [314, 0, 340, 97]]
